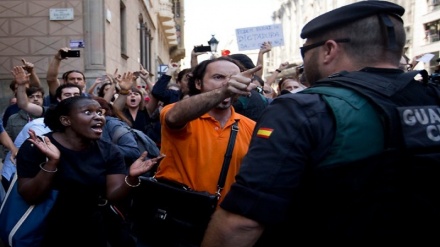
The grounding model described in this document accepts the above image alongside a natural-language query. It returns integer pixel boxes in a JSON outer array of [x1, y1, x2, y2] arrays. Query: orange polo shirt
[[155, 103, 255, 204]]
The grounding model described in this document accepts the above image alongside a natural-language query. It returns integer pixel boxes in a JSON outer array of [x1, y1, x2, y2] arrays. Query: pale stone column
[[83, 0, 106, 83]]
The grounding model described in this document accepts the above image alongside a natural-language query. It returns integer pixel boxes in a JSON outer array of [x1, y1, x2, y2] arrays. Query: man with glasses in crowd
[[44, 47, 88, 106], [201, 1, 440, 246]]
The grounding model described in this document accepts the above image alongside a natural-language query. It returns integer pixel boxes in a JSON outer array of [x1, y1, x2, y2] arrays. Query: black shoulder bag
[[131, 121, 239, 245]]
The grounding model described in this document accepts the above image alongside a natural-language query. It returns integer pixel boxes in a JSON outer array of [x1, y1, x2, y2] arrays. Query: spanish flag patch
[[256, 127, 273, 139]]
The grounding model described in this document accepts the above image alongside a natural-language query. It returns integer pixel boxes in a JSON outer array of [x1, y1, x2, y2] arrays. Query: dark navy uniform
[[221, 67, 440, 245], [214, 1, 440, 246]]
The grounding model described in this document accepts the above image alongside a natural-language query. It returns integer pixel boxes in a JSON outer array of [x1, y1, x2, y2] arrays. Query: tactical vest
[[301, 86, 384, 167], [296, 70, 440, 243]]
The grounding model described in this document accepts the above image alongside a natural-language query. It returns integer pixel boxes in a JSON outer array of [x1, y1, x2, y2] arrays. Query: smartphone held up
[[193, 45, 211, 53], [61, 50, 80, 58]]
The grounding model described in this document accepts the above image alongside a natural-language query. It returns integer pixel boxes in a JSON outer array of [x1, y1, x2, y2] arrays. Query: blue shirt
[[151, 74, 182, 105], [2, 104, 20, 128], [0, 119, 4, 133], [1, 118, 51, 181], [101, 116, 141, 166]]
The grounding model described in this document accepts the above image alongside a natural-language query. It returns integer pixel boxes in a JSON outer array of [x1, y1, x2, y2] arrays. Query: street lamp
[[208, 35, 219, 56]]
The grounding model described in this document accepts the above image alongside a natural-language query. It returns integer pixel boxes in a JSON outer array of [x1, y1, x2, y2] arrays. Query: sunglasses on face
[[300, 38, 350, 58]]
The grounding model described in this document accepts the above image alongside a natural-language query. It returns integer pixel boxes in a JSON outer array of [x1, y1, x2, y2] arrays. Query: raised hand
[[95, 76, 105, 85], [55, 47, 70, 61], [129, 152, 166, 177], [11, 66, 30, 86], [21, 59, 35, 73], [138, 64, 151, 82], [119, 71, 134, 90], [260, 41, 272, 54], [27, 129, 60, 162], [111, 68, 122, 84], [278, 61, 289, 71], [166, 59, 180, 76], [225, 65, 262, 97]]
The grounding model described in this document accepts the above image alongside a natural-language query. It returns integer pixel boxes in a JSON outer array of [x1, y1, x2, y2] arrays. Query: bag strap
[[0, 174, 17, 213], [0, 135, 49, 217], [216, 120, 239, 196]]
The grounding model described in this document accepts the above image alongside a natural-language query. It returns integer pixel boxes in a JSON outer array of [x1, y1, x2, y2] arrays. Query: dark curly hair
[[26, 86, 45, 97], [188, 56, 245, 96], [62, 70, 85, 81], [92, 96, 132, 127], [97, 82, 112, 98], [176, 68, 192, 83], [54, 83, 82, 100], [44, 96, 92, 132]]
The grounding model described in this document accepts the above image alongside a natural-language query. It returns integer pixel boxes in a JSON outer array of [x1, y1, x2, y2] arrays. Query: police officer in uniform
[[201, 1, 440, 246]]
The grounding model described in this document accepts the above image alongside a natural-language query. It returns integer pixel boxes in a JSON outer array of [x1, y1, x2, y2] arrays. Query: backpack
[[111, 124, 161, 159]]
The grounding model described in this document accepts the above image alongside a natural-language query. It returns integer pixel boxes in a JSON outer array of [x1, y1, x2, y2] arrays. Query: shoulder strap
[[316, 70, 423, 97], [0, 174, 17, 213], [216, 121, 239, 196], [306, 70, 430, 149]]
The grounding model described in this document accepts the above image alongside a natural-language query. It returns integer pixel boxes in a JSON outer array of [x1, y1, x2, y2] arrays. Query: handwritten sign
[[416, 53, 435, 63], [236, 24, 284, 51]]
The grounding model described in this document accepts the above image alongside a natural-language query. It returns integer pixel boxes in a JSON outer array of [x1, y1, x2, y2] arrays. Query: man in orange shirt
[[145, 56, 259, 246]]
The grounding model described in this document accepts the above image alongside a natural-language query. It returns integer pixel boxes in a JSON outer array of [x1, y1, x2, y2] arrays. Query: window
[[139, 20, 152, 74], [174, 0, 181, 18], [429, 0, 440, 11], [120, 1, 127, 57], [424, 20, 440, 43]]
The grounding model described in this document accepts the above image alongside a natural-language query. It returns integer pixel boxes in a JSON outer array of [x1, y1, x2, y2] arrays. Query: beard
[[215, 97, 232, 110], [304, 50, 323, 86]]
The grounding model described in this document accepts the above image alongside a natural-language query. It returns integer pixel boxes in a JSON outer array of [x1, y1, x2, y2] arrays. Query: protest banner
[[236, 24, 284, 51]]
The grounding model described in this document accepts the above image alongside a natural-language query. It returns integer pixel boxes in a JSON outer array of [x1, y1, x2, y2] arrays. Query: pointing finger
[[241, 65, 262, 78]]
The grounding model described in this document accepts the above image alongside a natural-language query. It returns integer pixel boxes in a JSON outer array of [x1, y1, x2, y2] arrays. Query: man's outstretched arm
[[201, 208, 264, 247]]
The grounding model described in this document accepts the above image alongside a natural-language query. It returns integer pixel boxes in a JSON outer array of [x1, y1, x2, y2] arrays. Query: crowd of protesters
[[1, 1, 440, 246]]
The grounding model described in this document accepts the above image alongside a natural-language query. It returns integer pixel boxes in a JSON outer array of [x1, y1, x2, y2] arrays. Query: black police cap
[[300, 1, 405, 39]]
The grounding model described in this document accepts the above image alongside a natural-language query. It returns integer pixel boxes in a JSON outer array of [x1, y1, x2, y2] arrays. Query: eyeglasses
[[300, 38, 351, 58]]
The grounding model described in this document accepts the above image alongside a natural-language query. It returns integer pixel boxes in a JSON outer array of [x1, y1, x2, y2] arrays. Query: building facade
[[267, 0, 440, 79], [414, 0, 440, 71], [0, 0, 185, 112]]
